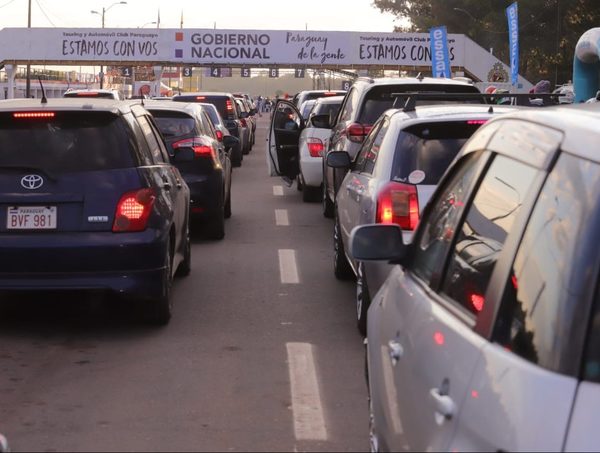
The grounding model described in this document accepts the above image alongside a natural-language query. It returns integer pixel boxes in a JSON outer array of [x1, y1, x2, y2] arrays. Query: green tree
[[372, 0, 600, 86]]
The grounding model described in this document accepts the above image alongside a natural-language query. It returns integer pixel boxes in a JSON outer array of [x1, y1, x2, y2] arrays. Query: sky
[[0, 0, 400, 32]]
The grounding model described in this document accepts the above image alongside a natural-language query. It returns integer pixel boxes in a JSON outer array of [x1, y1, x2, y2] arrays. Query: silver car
[[352, 102, 600, 451], [328, 104, 516, 335]]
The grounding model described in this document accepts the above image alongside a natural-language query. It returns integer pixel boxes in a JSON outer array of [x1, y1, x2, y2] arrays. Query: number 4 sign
[[211, 67, 221, 78]]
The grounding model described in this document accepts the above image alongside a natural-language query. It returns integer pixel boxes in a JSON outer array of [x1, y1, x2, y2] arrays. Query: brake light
[[307, 138, 325, 157], [113, 188, 155, 232], [470, 293, 485, 312], [196, 96, 206, 100], [346, 123, 373, 143], [172, 137, 216, 159], [324, 92, 337, 96], [376, 181, 419, 230], [467, 120, 488, 125], [226, 99, 234, 112], [13, 112, 55, 119], [76, 92, 99, 97], [215, 130, 224, 142]]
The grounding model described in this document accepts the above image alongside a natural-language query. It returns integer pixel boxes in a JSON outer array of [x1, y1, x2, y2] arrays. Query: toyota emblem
[[21, 174, 44, 190]]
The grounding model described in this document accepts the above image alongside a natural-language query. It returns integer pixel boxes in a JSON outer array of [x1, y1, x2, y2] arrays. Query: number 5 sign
[[241, 68, 251, 78]]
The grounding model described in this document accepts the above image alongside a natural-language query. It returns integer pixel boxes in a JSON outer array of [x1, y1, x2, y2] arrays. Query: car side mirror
[[350, 224, 407, 262], [223, 135, 240, 149], [326, 151, 351, 168], [311, 114, 331, 129], [249, 108, 257, 115], [596, 90, 600, 101], [172, 148, 195, 162], [240, 111, 249, 119]]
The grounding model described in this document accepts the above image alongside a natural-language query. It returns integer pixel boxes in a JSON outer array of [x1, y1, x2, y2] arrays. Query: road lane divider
[[275, 209, 290, 226], [286, 342, 328, 441], [273, 185, 284, 196], [278, 249, 299, 284]]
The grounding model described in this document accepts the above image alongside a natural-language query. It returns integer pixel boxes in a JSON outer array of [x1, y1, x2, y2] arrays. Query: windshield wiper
[[0, 165, 58, 181]]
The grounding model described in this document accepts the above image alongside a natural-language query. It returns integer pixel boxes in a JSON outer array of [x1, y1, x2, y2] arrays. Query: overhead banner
[[0, 27, 465, 68], [506, 2, 519, 86], [429, 26, 451, 78]]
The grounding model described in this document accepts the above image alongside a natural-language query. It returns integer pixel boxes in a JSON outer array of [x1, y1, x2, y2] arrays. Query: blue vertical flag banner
[[506, 2, 519, 86], [429, 26, 451, 78]]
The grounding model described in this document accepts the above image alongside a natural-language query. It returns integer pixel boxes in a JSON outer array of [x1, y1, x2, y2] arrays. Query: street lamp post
[[91, 1, 127, 89]]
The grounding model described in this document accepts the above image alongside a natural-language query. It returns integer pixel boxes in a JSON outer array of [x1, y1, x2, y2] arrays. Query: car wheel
[[303, 184, 321, 203], [356, 262, 371, 336], [322, 182, 334, 218], [147, 237, 173, 325], [175, 224, 191, 277], [334, 211, 354, 280], [206, 207, 225, 240]]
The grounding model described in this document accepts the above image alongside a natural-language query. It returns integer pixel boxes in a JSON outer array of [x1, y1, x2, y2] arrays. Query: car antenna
[[38, 77, 47, 104], [488, 105, 494, 113], [416, 72, 425, 82]]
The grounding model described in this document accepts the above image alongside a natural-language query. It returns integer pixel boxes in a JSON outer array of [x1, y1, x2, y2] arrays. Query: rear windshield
[[174, 95, 235, 120], [0, 111, 134, 174], [304, 91, 346, 103], [63, 91, 116, 99], [391, 121, 484, 185], [148, 110, 196, 139], [359, 84, 481, 124], [313, 101, 342, 119]]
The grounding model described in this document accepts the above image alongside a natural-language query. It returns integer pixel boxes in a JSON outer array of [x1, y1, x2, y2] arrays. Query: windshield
[[0, 111, 134, 173]]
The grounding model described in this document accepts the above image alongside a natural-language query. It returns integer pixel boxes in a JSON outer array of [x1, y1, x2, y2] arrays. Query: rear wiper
[[0, 165, 58, 181]]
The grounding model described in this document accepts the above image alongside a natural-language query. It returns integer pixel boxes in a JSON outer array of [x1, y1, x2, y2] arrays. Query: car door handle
[[430, 388, 456, 423], [176, 181, 182, 189], [387, 340, 404, 366], [163, 181, 172, 191]]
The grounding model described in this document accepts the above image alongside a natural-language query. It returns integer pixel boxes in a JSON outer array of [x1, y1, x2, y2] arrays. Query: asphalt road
[[0, 115, 368, 452]]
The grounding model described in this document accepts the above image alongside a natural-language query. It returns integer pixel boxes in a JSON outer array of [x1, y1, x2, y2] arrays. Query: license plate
[[7, 206, 57, 230]]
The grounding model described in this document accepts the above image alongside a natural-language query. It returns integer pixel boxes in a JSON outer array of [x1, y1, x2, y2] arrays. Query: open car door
[[268, 100, 304, 180]]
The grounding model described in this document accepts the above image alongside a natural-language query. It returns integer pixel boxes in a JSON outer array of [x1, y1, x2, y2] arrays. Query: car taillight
[[172, 137, 216, 159], [215, 130, 224, 142], [226, 99, 234, 112], [13, 112, 55, 119], [376, 181, 419, 230], [346, 123, 372, 143], [113, 188, 155, 232], [307, 138, 325, 157], [240, 118, 248, 128], [196, 96, 206, 100]]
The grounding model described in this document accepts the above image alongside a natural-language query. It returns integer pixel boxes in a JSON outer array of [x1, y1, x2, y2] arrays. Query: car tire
[[303, 184, 321, 203], [175, 224, 191, 277], [206, 207, 225, 240], [356, 262, 371, 336], [322, 182, 334, 218], [334, 211, 354, 280], [146, 237, 173, 325]]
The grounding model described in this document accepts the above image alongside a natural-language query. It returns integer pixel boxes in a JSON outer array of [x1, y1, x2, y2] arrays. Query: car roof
[[481, 102, 600, 162], [141, 100, 202, 116], [386, 104, 519, 124], [314, 95, 345, 105], [0, 98, 135, 115], [353, 76, 476, 88], [64, 89, 118, 94], [173, 92, 233, 98]]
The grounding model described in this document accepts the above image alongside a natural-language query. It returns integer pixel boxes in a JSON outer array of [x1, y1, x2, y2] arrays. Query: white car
[[352, 102, 600, 452], [298, 96, 344, 202]]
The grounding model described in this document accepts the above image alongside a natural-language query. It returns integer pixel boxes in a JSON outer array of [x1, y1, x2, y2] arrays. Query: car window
[[137, 115, 166, 164], [441, 155, 539, 316], [338, 88, 359, 123], [391, 121, 485, 185], [353, 119, 384, 173], [150, 111, 196, 138], [362, 117, 390, 175], [411, 152, 488, 286], [0, 111, 134, 173], [494, 154, 600, 377], [313, 101, 342, 120], [202, 105, 221, 126], [201, 111, 217, 139]]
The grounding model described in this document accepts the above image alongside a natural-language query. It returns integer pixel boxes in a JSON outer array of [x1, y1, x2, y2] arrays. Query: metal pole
[[100, 7, 105, 89], [25, 0, 31, 98]]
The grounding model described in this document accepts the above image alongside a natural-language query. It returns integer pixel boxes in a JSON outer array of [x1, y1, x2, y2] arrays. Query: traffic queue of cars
[[270, 81, 600, 450], [0, 91, 257, 326]]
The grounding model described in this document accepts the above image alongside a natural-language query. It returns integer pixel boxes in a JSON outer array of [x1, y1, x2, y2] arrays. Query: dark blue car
[[0, 99, 191, 324]]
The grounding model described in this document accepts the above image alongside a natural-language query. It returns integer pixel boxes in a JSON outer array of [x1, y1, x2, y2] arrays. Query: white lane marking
[[278, 249, 299, 284], [273, 185, 284, 196], [275, 209, 290, 226], [286, 343, 328, 441]]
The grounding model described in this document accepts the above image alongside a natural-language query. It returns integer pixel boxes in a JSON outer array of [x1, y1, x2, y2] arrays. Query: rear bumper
[[300, 157, 323, 187], [185, 172, 224, 218], [0, 229, 167, 299]]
